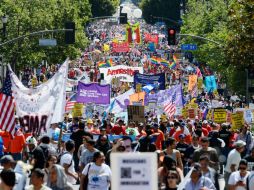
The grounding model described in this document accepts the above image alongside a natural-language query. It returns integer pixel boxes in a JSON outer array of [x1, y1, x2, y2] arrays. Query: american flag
[[0, 71, 15, 135], [65, 93, 76, 112], [164, 92, 176, 117]]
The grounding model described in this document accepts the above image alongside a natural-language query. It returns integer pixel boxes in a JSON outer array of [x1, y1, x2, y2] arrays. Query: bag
[[83, 164, 91, 190], [39, 145, 49, 161]]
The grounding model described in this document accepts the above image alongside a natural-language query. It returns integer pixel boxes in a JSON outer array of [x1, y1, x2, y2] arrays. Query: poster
[[127, 105, 145, 124], [72, 103, 84, 117], [232, 112, 244, 130], [76, 82, 110, 105], [134, 73, 165, 90], [111, 153, 158, 190], [188, 75, 198, 91], [129, 92, 146, 106], [112, 42, 129, 53], [99, 65, 143, 83], [213, 108, 227, 123]]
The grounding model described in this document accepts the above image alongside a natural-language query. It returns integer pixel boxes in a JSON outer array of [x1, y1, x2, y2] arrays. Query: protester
[[228, 159, 250, 190], [0, 169, 16, 190], [80, 151, 111, 190], [47, 164, 73, 190], [184, 163, 216, 190], [224, 140, 246, 190], [26, 169, 51, 190], [60, 140, 78, 185], [43, 155, 57, 183]]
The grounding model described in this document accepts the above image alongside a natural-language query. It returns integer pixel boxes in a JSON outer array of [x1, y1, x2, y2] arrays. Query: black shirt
[[244, 155, 254, 162], [70, 130, 92, 154], [31, 146, 45, 169], [219, 129, 231, 147]]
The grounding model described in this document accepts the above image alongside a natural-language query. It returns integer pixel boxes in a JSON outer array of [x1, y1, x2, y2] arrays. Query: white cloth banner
[[99, 65, 143, 83], [106, 88, 135, 114], [10, 59, 68, 135]]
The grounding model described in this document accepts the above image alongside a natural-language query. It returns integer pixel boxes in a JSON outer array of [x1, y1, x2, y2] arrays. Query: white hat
[[26, 136, 37, 146], [203, 120, 208, 124], [234, 140, 246, 148]]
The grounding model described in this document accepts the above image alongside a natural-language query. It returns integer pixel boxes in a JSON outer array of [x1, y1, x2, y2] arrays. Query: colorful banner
[[134, 73, 166, 90], [76, 82, 110, 105], [188, 75, 198, 91], [129, 92, 146, 106], [213, 108, 227, 123], [205, 75, 217, 92], [144, 33, 159, 44], [126, 23, 132, 43], [99, 65, 143, 83], [10, 60, 68, 135], [112, 42, 129, 53], [132, 22, 141, 44]]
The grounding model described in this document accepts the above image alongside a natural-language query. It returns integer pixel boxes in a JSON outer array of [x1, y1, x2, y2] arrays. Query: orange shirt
[[154, 129, 165, 150], [0, 131, 11, 152], [10, 134, 25, 153], [173, 130, 192, 144]]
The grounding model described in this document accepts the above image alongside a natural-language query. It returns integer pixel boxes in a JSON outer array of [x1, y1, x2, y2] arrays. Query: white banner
[[99, 65, 143, 83], [10, 59, 68, 135]]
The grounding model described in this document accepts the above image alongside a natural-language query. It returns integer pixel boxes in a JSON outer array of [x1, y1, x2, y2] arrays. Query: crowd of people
[[0, 13, 254, 190]]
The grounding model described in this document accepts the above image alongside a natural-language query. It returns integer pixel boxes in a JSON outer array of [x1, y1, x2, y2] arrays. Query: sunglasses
[[239, 167, 247, 170], [167, 176, 177, 179], [101, 139, 107, 141]]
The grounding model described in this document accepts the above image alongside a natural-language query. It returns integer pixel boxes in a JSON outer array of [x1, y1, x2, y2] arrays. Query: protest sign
[[232, 112, 244, 130], [213, 108, 227, 123], [188, 75, 197, 91], [188, 109, 195, 119], [244, 109, 253, 124], [10, 60, 68, 135], [144, 33, 159, 44], [111, 153, 158, 190], [72, 103, 84, 117], [197, 78, 203, 90], [112, 42, 129, 53], [99, 65, 143, 83], [76, 82, 110, 105], [129, 92, 146, 106], [127, 105, 145, 124], [182, 107, 188, 119], [134, 73, 165, 90], [204, 75, 217, 92]]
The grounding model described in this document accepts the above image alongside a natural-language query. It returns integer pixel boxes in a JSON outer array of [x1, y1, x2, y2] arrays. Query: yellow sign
[[231, 112, 244, 130], [72, 103, 84, 117], [206, 109, 213, 120], [213, 108, 227, 123], [182, 108, 188, 119], [198, 78, 203, 90], [136, 83, 142, 93]]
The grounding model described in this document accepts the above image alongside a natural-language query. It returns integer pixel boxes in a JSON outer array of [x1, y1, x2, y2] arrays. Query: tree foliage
[[0, 0, 91, 70], [226, 0, 254, 68], [89, 0, 120, 17], [140, 0, 181, 28]]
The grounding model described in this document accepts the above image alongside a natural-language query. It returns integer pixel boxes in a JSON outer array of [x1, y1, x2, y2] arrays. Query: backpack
[[39, 145, 49, 161]]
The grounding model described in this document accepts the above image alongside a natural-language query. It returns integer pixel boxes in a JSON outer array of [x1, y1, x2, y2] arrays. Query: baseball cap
[[26, 136, 37, 146], [0, 155, 15, 164]]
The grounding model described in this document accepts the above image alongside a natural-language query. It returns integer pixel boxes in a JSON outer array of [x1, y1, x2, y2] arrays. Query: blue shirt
[[184, 176, 216, 190]]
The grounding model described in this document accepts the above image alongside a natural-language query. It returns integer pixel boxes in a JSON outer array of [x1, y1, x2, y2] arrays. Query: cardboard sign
[[188, 108, 195, 119], [127, 105, 145, 124], [213, 108, 227, 123], [111, 153, 158, 190], [232, 112, 244, 130], [72, 103, 84, 117], [112, 42, 129, 53]]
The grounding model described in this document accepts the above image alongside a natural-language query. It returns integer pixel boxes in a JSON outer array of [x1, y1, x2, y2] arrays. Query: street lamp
[[1, 15, 8, 88]]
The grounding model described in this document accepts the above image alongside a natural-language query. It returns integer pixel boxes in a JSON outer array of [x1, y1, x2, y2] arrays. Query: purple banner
[[77, 82, 110, 105]]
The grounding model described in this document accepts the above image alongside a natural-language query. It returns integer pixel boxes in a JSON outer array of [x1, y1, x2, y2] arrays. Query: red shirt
[[0, 131, 11, 152], [202, 128, 209, 136], [153, 129, 165, 150], [111, 126, 126, 135]]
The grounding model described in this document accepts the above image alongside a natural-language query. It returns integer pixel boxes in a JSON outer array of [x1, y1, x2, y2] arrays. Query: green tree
[[226, 0, 254, 68], [0, 0, 91, 71], [140, 0, 181, 27], [89, 0, 120, 17]]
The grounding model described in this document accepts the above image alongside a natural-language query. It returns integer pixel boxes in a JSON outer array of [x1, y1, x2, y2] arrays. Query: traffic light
[[168, 28, 176, 45], [65, 22, 75, 44], [120, 13, 128, 24]]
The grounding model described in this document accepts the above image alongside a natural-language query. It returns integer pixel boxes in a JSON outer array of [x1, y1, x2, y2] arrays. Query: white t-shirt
[[82, 163, 112, 190], [247, 171, 254, 190], [225, 149, 241, 173], [60, 152, 76, 184], [228, 171, 250, 190]]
